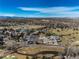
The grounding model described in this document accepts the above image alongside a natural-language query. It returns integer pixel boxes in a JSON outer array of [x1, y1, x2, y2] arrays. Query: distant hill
[[0, 16, 79, 24]]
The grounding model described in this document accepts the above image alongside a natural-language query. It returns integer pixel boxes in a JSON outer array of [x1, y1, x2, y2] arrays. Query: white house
[[49, 36, 60, 45]]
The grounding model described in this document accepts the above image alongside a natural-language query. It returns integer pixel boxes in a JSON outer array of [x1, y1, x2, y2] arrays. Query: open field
[[48, 28, 79, 47], [0, 25, 45, 30]]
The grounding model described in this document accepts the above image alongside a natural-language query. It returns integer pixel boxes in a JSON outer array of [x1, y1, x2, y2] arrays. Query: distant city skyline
[[0, 0, 79, 17]]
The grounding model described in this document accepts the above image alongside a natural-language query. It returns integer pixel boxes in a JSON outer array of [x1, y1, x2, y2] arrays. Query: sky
[[0, 0, 79, 17]]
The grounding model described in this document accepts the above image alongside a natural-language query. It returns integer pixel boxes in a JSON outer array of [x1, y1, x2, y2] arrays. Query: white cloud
[[0, 14, 16, 17], [18, 7, 43, 12], [18, 6, 79, 17]]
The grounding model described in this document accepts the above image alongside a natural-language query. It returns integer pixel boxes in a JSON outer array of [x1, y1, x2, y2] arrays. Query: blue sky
[[0, 0, 79, 17]]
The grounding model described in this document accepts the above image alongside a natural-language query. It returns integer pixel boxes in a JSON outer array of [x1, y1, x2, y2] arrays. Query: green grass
[[2, 55, 17, 59]]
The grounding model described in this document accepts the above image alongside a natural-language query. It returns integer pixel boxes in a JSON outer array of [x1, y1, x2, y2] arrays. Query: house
[[38, 35, 60, 45], [49, 36, 60, 45]]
